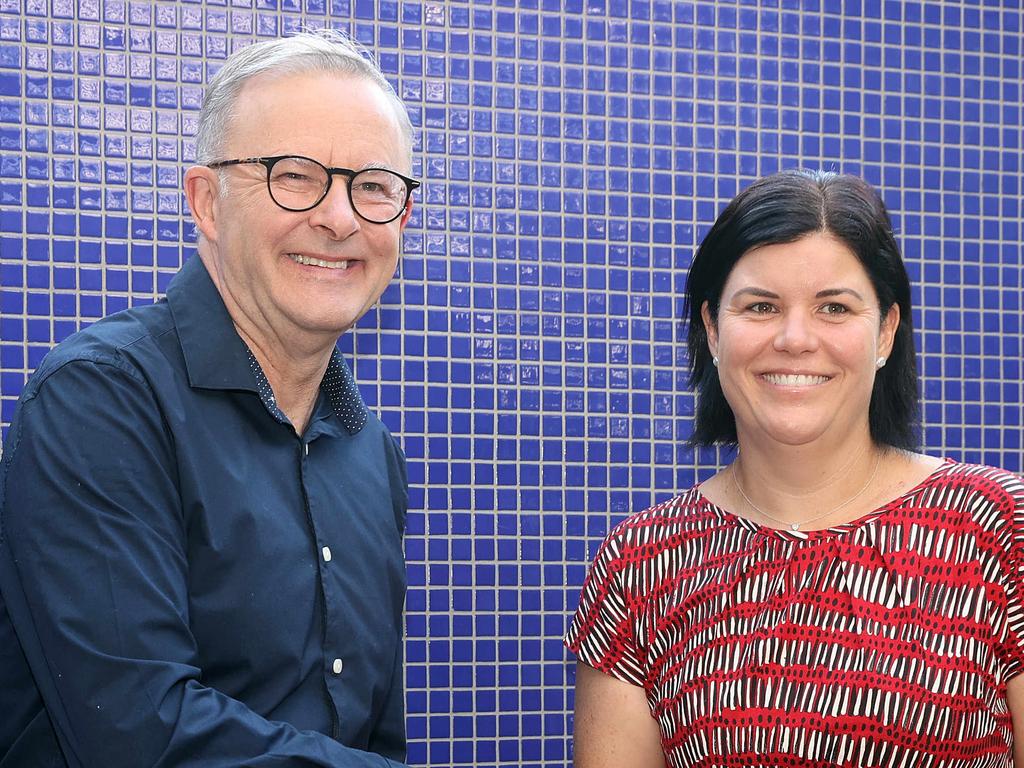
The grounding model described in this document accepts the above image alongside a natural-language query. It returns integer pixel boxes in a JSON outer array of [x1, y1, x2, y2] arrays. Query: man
[[0, 30, 418, 767]]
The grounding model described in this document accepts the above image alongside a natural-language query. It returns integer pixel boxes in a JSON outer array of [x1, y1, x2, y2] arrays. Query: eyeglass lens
[[268, 156, 409, 222]]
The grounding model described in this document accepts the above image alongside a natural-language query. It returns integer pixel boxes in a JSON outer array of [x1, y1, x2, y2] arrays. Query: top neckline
[[694, 457, 956, 541]]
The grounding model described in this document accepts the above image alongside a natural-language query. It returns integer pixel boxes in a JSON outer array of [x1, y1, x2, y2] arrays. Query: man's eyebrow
[[355, 161, 401, 172]]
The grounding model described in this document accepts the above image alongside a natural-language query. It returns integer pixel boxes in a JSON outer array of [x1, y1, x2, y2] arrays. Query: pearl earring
[[875, 356, 886, 369], [712, 356, 719, 367]]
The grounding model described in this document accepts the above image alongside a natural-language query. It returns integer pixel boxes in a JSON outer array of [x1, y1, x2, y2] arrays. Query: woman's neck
[[738, 434, 875, 494], [728, 433, 887, 529]]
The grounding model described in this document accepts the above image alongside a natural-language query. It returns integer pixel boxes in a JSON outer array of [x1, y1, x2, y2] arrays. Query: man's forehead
[[224, 71, 410, 157], [234, 68, 379, 103]]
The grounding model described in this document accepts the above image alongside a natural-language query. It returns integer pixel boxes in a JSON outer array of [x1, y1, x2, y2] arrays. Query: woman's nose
[[772, 311, 819, 354]]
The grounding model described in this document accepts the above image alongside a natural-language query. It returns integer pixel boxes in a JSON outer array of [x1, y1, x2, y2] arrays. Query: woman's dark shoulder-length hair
[[684, 168, 919, 449]]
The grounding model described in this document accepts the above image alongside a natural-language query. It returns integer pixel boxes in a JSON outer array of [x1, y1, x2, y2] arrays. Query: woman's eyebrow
[[732, 287, 779, 299], [730, 287, 866, 301], [815, 287, 865, 301]]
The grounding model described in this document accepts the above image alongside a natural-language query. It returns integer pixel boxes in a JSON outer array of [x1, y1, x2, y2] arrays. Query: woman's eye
[[822, 302, 849, 315], [748, 302, 775, 313]]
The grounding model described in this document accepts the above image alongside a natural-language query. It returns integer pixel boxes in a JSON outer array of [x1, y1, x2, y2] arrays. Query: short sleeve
[[994, 470, 1024, 680], [564, 526, 648, 688]]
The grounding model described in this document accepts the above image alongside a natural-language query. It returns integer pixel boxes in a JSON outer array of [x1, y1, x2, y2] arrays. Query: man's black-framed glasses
[[207, 155, 420, 224]]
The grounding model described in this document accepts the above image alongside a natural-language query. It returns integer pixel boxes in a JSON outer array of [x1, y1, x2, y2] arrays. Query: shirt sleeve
[[563, 524, 648, 688], [994, 469, 1024, 681], [0, 359, 407, 768]]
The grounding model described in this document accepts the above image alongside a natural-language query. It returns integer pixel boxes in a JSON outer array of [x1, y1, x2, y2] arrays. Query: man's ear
[[397, 195, 414, 230], [184, 166, 220, 242], [700, 300, 719, 358]]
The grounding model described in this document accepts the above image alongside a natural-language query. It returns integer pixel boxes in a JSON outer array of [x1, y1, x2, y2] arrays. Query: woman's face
[[701, 232, 899, 451]]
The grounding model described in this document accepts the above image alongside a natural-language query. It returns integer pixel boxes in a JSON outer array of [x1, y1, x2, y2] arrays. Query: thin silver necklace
[[732, 452, 882, 532]]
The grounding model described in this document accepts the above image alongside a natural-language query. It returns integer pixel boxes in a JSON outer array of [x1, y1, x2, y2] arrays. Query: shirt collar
[[167, 255, 369, 434], [245, 346, 368, 435]]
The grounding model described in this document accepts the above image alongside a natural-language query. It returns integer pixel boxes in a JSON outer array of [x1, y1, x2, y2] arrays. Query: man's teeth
[[763, 373, 829, 386], [288, 254, 350, 269]]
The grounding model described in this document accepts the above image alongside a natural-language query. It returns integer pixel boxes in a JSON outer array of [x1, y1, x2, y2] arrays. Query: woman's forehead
[[724, 234, 876, 294]]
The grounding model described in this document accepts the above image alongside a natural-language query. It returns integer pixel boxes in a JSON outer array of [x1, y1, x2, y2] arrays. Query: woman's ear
[[701, 300, 719, 358], [878, 302, 900, 360], [184, 166, 220, 243]]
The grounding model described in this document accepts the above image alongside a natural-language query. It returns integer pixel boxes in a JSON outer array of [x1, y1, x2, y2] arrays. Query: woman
[[566, 170, 1024, 767]]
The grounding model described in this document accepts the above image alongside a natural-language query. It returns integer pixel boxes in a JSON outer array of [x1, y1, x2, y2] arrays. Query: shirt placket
[[298, 433, 344, 740]]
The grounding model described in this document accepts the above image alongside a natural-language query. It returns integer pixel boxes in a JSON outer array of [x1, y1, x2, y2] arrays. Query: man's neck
[[197, 248, 340, 434], [240, 329, 333, 435]]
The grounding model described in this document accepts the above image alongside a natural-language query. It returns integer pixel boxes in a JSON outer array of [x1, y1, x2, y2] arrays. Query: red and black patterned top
[[566, 461, 1024, 767]]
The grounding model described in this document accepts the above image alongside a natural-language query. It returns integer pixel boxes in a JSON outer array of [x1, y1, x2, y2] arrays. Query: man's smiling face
[[197, 70, 413, 351]]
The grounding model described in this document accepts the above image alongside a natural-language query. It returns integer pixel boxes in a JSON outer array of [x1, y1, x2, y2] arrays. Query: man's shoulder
[[23, 300, 175, 398]]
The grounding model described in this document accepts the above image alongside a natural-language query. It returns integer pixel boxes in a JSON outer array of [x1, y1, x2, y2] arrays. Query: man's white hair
[[193, 29, 413, 165]]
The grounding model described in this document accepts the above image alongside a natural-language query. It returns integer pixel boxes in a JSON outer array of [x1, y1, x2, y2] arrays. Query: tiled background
[[1, 1, 1022, 765]]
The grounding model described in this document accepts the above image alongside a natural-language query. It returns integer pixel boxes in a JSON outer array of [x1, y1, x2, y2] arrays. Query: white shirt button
[[332, 658, 343, 675], [322, 546, 332, 562]]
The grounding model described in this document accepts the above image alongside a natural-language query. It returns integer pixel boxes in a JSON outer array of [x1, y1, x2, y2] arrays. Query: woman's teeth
[[763, 373, 829, 386]]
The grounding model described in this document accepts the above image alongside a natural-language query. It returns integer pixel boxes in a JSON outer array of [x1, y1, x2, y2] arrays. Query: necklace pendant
[[790, 523, 800, 531]]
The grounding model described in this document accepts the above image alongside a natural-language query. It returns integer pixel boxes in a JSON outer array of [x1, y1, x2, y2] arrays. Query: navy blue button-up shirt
[[0, 256, 409, 767]]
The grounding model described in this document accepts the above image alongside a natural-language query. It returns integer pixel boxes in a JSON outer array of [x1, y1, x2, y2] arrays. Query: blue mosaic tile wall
[[1, 1, 1022, 765]]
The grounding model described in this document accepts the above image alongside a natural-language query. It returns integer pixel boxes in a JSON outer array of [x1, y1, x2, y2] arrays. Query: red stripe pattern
[[566, 461, 1024, 767]]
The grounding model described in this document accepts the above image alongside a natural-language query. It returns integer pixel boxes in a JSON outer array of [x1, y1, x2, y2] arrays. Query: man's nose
[[307, 178, 361, 239]]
